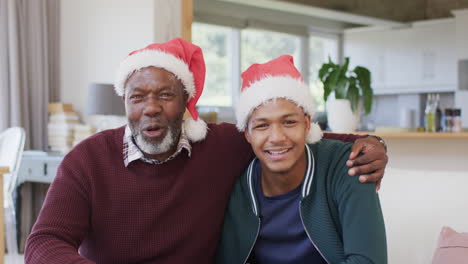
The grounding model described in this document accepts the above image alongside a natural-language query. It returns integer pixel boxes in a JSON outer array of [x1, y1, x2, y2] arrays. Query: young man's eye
[[284, 120, 297, 125], [254, 124, 268, 130]]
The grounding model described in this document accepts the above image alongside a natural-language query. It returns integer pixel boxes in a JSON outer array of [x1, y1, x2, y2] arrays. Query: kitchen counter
[[356, 131, 468, 139]]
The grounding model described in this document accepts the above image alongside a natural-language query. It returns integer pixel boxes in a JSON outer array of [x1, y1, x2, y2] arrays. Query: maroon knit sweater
[[25, 123, 361, 264]]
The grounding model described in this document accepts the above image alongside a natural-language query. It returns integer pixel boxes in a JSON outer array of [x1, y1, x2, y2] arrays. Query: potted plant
[[318, 57, 373, 132]]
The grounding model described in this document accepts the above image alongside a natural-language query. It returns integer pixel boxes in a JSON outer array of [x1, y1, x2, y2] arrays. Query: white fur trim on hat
[[183, 117, 208, 142], [114, 49, 195, 98], [236, 75, 322, 143], [306, 122, 323, 144]]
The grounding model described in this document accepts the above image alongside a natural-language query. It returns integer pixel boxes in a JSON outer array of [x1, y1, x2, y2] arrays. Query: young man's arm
[[25, 153, 94, 264], [333, 146, 387, 264]]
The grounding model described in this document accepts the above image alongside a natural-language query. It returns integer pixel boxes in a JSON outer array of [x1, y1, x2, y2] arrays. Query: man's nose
[[143, 96, 162, 116]]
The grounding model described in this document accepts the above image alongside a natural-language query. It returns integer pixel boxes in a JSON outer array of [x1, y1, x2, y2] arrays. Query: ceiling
[[276, 0, 468, 22]]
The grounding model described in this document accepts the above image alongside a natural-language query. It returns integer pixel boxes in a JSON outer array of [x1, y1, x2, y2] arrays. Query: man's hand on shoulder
[[346, 136, 388, 191]]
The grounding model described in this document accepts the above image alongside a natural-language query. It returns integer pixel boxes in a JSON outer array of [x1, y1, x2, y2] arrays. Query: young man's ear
[[244, 128, 252, 144], [304, 114, 311, 131]]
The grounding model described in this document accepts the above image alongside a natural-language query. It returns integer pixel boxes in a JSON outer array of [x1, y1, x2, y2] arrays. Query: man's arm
[[25, 154, 94, 264], [333, 148, 387, 264], [324, 132, 388, 189], [323, 132, 366, 142], [347, 136, 388, 191]]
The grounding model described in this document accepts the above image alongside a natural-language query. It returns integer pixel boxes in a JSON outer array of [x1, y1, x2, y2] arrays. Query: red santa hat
[[114, 38, 207, 142], [236, 55, 323, 143]]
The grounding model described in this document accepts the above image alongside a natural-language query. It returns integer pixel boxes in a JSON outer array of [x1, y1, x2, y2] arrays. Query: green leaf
[[362, 85, 373, 114], [318, 59, 339, 102], [353, 66, 372, 114], [354, 66, 371, 91], [333, 57, 350, 99], [318, 62, 335, 82], [341, 57, 350, 78], [334, 78, 348, 99], [323, 66, 341, 101], [323, 83, 333, 102], [347, 77, 359, 112]]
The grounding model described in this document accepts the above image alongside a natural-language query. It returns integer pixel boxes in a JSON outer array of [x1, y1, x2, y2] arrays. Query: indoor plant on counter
[[318, 57, 373, 132]]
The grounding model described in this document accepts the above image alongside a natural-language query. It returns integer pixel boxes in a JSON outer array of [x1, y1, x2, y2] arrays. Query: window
[[241, 28, 300, 72], [192, 23, 233, 106], [192, 22, 340, 114], [308, 35, 339, 112]]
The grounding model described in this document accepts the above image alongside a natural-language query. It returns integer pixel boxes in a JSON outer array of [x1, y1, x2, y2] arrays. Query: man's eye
[[130, 95, 143, 100], [160, 93, 175, 99]]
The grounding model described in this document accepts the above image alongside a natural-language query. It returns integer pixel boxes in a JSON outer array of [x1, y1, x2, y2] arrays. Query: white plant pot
[[326, 99, 360, 133]]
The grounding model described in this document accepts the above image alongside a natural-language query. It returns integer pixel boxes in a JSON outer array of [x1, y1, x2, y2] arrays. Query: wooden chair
[[0, 166, 8, 264], [0, 127, 25, 261]]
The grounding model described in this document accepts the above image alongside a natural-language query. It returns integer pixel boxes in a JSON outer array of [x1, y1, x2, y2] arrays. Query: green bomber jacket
[[215, 139, 387, 264]]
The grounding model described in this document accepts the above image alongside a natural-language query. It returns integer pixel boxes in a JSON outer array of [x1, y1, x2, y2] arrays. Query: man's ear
[[183, 108, 191, 120]]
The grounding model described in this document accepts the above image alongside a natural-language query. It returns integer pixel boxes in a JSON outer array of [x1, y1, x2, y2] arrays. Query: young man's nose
[[268, 124, 287, 142]]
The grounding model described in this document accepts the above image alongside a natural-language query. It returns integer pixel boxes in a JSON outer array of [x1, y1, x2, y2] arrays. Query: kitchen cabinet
[[343, 28, 388, 94], [344, 19, 457, 94], [453, 9, 468, 60]]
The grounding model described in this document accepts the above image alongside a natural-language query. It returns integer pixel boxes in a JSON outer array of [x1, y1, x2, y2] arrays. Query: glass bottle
[[444, 108, 453, 132], [453, 108, 462, 132], [425, 94, 436, 132], [435, 94, 442, 132]]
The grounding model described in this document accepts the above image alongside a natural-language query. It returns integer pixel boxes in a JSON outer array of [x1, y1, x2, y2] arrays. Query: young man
[[26, 39, 387, 263], [216, 55, 387, 264]]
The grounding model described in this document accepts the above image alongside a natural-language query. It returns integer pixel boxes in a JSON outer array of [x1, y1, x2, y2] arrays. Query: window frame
[[192, 21, 341, 116]]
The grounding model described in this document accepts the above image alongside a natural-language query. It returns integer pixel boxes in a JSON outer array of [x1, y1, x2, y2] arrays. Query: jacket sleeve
[[24, 151, 95, 264], [323, 132, 367, 142], [332, 146, 387, 264]]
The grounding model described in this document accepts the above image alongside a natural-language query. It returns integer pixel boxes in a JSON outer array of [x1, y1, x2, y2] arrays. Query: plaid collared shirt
[[123, 124, 191, 167]]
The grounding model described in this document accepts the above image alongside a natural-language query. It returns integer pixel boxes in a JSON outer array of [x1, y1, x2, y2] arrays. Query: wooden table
[[0, 166, 8, 264]]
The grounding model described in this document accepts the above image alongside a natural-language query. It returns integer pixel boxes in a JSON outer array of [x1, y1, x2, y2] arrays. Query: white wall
[[379, 138, 468, 263], [60, 0, 154, 118]]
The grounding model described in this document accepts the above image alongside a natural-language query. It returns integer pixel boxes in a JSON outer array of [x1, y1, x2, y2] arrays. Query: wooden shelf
[[354, 132, 468, 139]]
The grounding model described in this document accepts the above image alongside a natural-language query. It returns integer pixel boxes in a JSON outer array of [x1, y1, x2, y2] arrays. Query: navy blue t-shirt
[[252, 160, 327, 264]]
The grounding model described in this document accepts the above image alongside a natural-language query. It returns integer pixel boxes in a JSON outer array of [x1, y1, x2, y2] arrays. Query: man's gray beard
[[134, 126, 176, 155]]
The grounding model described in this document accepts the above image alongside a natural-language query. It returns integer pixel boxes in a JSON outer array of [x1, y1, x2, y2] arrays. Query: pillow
[[432, 226, 468, 264]]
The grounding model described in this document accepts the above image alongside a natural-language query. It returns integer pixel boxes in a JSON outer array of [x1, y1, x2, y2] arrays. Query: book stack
[[72, 124, 96, 147], [48, 103, 80, 154]]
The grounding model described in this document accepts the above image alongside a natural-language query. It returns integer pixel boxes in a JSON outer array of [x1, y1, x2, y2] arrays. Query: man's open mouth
[[142, 125, 165, 137]]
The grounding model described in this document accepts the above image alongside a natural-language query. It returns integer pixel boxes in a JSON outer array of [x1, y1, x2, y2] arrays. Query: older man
[[25, 38, 387, 264]]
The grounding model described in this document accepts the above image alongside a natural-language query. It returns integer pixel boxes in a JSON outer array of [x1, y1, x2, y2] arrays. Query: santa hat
[[114, 38, 207, 142], [236, 55, 323, 144]]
